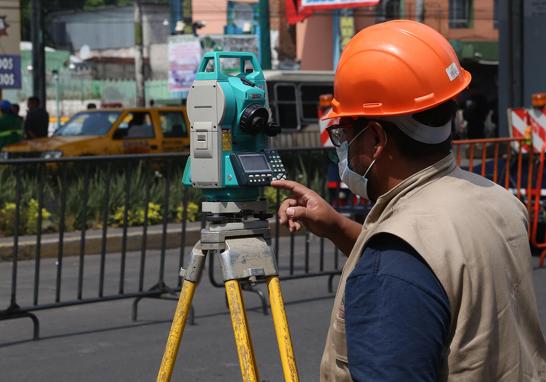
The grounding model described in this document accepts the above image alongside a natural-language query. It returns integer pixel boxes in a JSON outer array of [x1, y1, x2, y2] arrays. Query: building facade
[[296, 0, 499, 70]]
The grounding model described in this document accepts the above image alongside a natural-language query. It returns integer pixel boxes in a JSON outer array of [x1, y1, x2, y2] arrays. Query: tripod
[[157, 201, 300, 382]]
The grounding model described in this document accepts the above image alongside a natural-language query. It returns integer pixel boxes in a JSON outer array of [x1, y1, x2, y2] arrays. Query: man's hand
[[271, 180, 362, 255]]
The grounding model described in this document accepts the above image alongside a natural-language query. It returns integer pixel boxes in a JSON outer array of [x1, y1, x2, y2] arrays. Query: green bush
[[176, 202, 200, 222], [113, 202, 163, 227], [0, 160, 204, 236], [25, 199, 54, 234], [0, 150, 331, 237], [0, 199, 54, 236], [0, 202, 17, 236]]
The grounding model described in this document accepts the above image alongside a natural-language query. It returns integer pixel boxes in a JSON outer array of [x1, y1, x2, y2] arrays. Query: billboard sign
[[0, 0, 21, 89], [168, 35, 202, 94]]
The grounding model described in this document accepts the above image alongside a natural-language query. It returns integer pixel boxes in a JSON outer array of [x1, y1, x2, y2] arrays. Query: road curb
[[0, 221, 290, 261]]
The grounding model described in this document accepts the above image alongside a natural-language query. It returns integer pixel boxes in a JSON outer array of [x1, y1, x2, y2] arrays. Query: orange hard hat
[[323, 20, 471, 120]]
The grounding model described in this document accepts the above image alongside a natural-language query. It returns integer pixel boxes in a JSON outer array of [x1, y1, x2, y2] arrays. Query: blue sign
[[0, 54, 21, 89]]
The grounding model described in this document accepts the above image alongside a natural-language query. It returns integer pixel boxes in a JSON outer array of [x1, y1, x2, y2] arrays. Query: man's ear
[[368, 121, 387, 160]]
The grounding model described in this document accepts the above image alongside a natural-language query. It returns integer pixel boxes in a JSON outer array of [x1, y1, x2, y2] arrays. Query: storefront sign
[[0, 0, 21, 89]]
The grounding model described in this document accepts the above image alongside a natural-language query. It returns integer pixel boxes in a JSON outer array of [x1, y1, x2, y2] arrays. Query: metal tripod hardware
[[179, 243, 206, 282], [157, 202, 300, 382], [217, 237, 278, 281], [201, 219, 270, 251]]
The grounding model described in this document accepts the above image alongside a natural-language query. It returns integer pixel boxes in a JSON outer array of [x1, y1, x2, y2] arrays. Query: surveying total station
[[157, 52, 300, 382]]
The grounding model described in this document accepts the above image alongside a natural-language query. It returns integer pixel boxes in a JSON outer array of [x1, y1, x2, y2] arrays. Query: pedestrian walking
[[273, 20, 546, 381], [24, 96, 49, 139]]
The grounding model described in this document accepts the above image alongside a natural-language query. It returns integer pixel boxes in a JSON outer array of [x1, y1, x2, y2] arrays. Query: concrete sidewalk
[[0, 219, 289, 262]]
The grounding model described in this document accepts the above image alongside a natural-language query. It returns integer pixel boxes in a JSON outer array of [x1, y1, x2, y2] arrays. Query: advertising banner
[[0, 0, 21, 89], [168, 35, 201, 94], [339, 11, 355, 51]]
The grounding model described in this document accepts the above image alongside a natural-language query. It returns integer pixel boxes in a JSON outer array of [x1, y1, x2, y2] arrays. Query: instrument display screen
[[238, 154, 271, 172]]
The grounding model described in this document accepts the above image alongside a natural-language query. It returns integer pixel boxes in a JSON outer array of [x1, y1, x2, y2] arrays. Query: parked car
[[1, 107, 190, 159]]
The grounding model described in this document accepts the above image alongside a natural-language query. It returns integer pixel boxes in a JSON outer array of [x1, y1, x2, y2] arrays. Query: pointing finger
[[271, 180, 311, 197]]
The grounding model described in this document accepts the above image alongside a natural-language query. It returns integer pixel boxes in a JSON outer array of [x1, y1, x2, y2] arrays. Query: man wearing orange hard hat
[[273, 20, 546, 381]]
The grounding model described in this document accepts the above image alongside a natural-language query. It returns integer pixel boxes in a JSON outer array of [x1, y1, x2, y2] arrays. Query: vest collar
[[364, 153, 457, 227]]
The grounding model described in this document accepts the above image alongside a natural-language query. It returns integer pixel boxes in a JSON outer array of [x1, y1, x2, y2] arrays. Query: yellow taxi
[[1, 107, 190, 159]]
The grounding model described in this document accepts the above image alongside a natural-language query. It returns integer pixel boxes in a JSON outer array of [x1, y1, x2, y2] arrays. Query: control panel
[[230, 150, 287, 186], [265, 150, 287, 181]]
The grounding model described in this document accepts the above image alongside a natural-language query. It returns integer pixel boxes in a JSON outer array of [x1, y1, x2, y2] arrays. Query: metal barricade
[[0, 153, 192, 340], [452, 137, 535, 213], [530, 142, 546, 267], [1, 140, 541, 341]]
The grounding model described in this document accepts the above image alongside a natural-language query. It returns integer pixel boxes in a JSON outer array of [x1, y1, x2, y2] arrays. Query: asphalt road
[[0, 235, 340, 381], [1, 236, 546, 382]]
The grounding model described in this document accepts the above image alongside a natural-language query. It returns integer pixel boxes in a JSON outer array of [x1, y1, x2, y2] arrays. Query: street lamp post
[[52, 70, 61, 129]]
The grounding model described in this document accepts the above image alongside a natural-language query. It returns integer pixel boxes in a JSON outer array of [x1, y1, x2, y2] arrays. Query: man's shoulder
[[352, 234, 444, 295], [409, 166, 523, 213]]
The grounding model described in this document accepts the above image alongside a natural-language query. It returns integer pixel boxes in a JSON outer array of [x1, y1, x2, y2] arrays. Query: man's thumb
[[286, 206, 307, 219]]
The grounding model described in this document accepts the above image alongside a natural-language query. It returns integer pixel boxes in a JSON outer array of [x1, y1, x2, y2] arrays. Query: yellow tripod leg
[[157, 280, 197, 382], [267, 276, 300, 382], [225, 279, 260, 382]]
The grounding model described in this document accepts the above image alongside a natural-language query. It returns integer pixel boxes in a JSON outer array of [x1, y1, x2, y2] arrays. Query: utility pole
[[499, 0, 523, 136], [170, 0, 181, 34], [31, 0, 46, 109], [258, 0, 272, 70], [134, 0, 145, 107], [181, 0, 193, 34]]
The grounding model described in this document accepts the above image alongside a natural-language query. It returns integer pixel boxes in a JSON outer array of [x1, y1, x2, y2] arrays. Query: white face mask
[[336, 127, 376, 200]]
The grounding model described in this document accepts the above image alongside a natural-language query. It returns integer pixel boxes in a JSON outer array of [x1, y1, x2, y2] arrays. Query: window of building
[[449, 0, 473, 28], [299, 84, 334, 122], [272, 84, 299, 129], [385, 0, 401, 20], [376, 0, 401, 22]]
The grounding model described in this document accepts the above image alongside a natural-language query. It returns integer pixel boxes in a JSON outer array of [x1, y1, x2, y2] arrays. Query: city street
[[0, 237, 339, 381], [1, 237, 546, 381], [0, 0, 545, 381]]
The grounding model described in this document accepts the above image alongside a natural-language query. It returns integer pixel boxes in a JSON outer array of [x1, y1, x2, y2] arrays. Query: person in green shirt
[[0, 100, 24, 150]]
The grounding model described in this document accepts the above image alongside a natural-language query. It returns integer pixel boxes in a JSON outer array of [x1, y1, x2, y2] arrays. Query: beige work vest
[[320, 154, 546, 381]]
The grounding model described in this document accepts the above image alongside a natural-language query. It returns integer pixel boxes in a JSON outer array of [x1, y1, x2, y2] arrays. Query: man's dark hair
[[28, 96, 40, 105], [381, 100, 457, 159]]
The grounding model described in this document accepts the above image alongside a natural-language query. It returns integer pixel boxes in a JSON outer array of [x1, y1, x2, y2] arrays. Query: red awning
[[286, 0, 380, 24], [286, 0, 313, 24]]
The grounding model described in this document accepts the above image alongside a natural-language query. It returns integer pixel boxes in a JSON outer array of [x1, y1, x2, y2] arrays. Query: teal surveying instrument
[[157, 52, 299, 382]]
